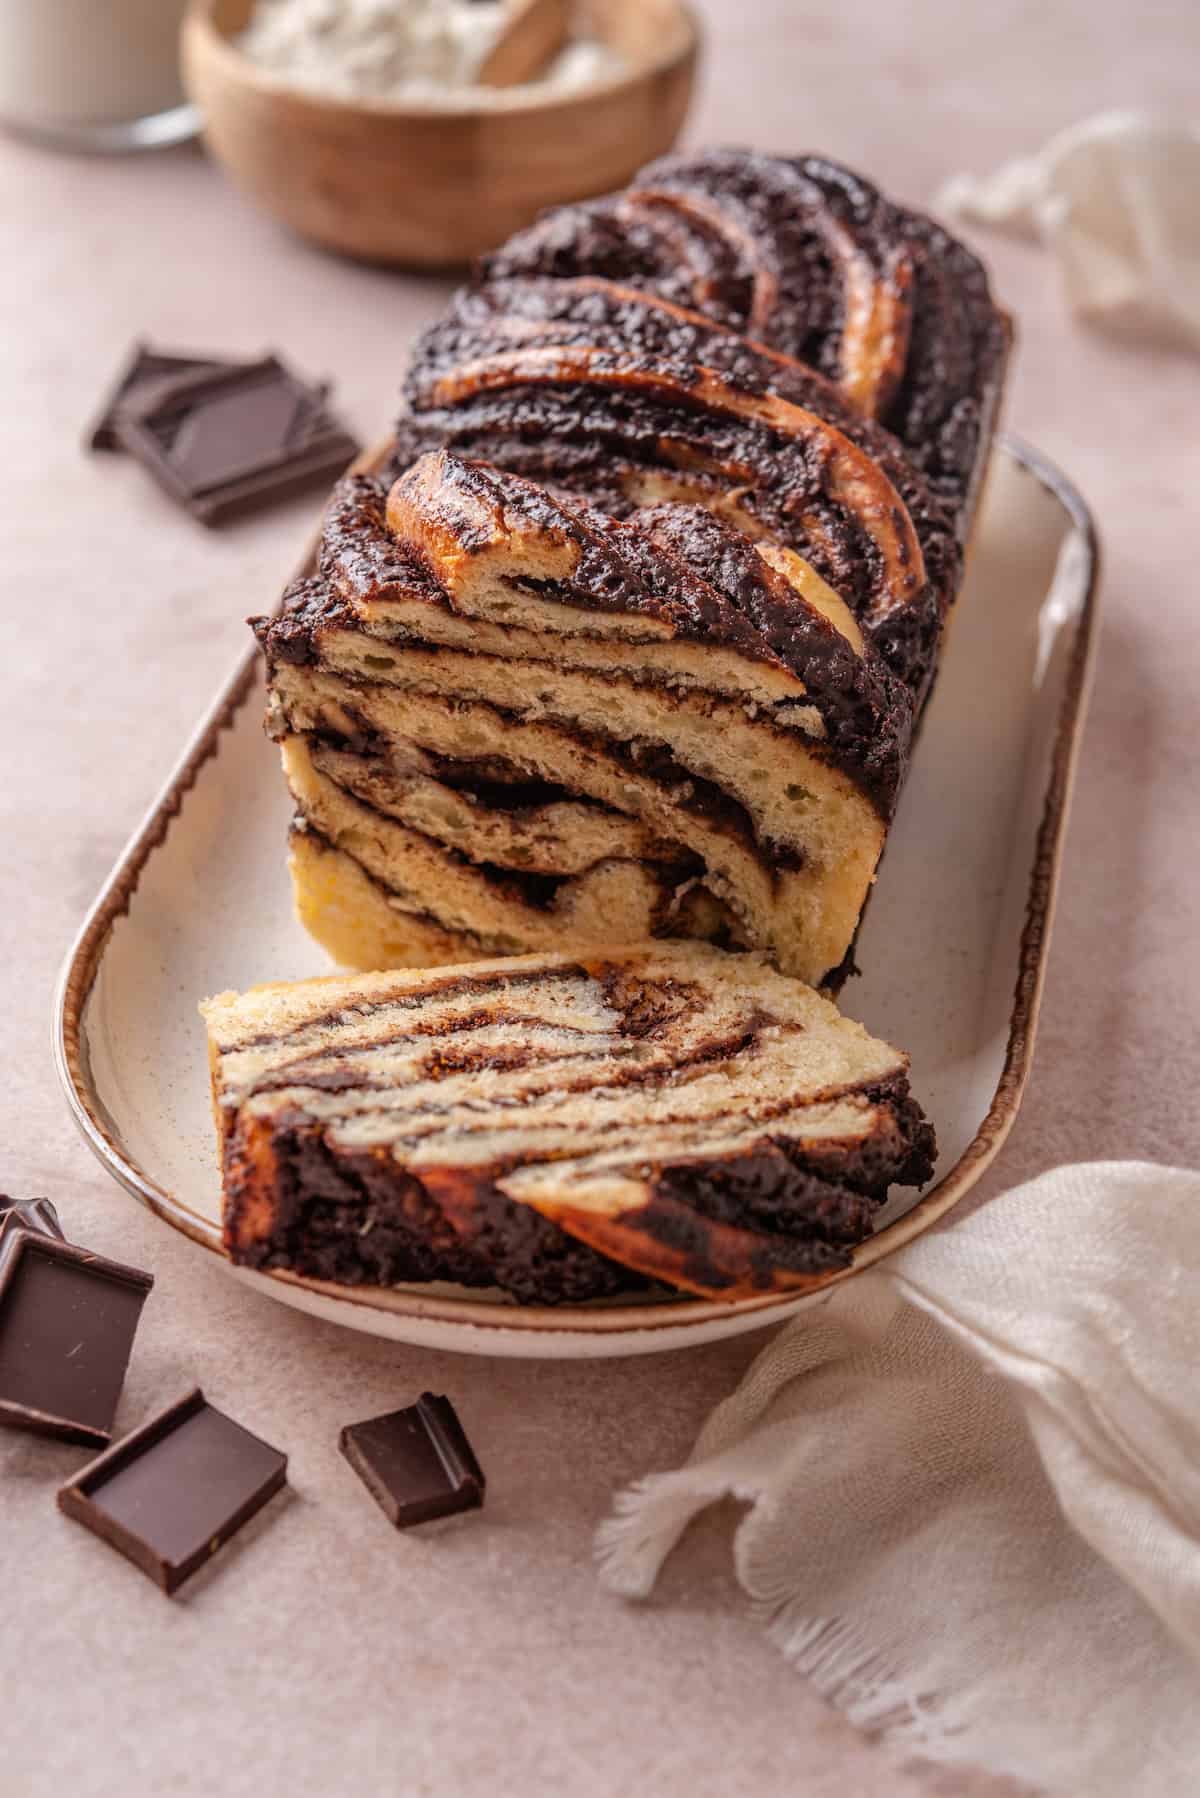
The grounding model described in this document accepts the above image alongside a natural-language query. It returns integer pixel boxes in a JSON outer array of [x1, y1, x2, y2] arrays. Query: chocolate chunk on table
[[114, 355, 360, 525], [0, 1232, 152, 1446], [0, 1195, 65, 1246], [86, 343, 245, 452], [58, 1387, 288, 1595], [340, 1393, 486, 1530]]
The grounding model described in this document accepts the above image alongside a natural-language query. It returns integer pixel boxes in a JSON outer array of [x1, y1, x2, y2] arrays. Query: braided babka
[[257, 147, 1005, 997], [482, 147, 1010, 532], [391, 274, 962, 701], [202, 943, 935, 1304]]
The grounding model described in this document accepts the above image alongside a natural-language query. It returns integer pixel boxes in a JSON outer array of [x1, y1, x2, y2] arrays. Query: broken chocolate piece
[[0, 1195, 65, 1246], [86, 343, 243, 452], [340, 1393, 485, 1529], [58, 1387, 288, 1595], [0, 1232, 152, 1446], [114, 356, 360, 526]]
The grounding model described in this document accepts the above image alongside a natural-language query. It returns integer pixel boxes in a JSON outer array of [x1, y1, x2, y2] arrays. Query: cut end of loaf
[[263, 445, 901, 988]]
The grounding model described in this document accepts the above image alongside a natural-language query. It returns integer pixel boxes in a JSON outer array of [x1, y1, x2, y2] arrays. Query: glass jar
[[0, 0, 199, 151]]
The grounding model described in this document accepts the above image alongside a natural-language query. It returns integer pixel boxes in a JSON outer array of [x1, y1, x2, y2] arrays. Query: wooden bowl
[[182, 0, 700, 268]]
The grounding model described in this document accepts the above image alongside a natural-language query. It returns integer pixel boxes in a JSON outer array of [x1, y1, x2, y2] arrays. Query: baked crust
[[481, 147, 1010, 531]]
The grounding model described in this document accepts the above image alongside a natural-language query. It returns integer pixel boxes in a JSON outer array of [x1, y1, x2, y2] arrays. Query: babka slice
[[257, 449, 916, 987], [481, 146, 1010, 533], [201, 942, 936, 1304]]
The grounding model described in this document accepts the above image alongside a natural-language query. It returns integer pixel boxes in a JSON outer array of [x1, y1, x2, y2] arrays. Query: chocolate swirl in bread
[[258, 450, 918, 986], [202, 944, 935, 1303], [482, 148, 1009, 529]]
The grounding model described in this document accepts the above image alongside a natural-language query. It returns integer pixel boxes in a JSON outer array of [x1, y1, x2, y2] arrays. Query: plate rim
[[52, 435, 1101, 1340]]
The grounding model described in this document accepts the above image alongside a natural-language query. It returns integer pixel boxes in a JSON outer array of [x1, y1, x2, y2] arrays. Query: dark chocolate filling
[[262, 568, 899, 834], [246, 1115, 638, 1304], [278, 671, 810, 877], [295, 818, 704, 936]]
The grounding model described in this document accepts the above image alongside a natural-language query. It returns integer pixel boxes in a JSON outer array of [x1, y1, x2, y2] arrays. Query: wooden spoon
[[477, 0, 570, 88]]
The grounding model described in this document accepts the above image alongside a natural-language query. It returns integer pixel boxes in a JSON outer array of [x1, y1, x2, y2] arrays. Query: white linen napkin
[[936, 112, 1200, 351], [597, 1163, 1200, 1796]]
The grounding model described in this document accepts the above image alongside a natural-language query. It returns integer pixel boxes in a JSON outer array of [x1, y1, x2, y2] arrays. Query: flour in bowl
[[238, 0, 622, 103]]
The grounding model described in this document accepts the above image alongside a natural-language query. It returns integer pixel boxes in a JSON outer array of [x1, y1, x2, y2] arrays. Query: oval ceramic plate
[[55, 438, 1099, 1357]]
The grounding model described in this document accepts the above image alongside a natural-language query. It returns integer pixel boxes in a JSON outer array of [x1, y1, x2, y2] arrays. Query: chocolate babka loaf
[[259, 448, 919, 986], [202, 943, 935, 1304], [481, 147, 1010, 532], [257, 146, 1004, 991]]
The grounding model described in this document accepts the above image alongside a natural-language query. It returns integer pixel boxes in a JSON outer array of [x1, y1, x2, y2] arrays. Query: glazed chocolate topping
[[406, 274, 959, 595], [482, 147, 1008, 518], [637, 500, 912, 811], [392, 293, 957, 703]]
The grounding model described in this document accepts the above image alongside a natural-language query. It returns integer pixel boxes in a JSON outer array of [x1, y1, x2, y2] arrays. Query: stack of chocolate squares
[[87, 343, 359, 525]]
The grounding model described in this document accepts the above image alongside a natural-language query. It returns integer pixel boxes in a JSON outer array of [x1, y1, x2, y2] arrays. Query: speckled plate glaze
[[55, 438, 1099, 1358]]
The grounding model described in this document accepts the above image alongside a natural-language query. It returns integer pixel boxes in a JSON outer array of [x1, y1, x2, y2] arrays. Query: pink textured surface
[[3, 3, 1197, 1793]]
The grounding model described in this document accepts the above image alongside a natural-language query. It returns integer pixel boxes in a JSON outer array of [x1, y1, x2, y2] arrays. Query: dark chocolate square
[[0, 1196, 65, 1246], [86, 343, 243, 452], [0, 1232, 152, 1446], [58, 1388, 288, 1595], [340, 1393, 486, 1530], [113, 356, 359, 525]]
